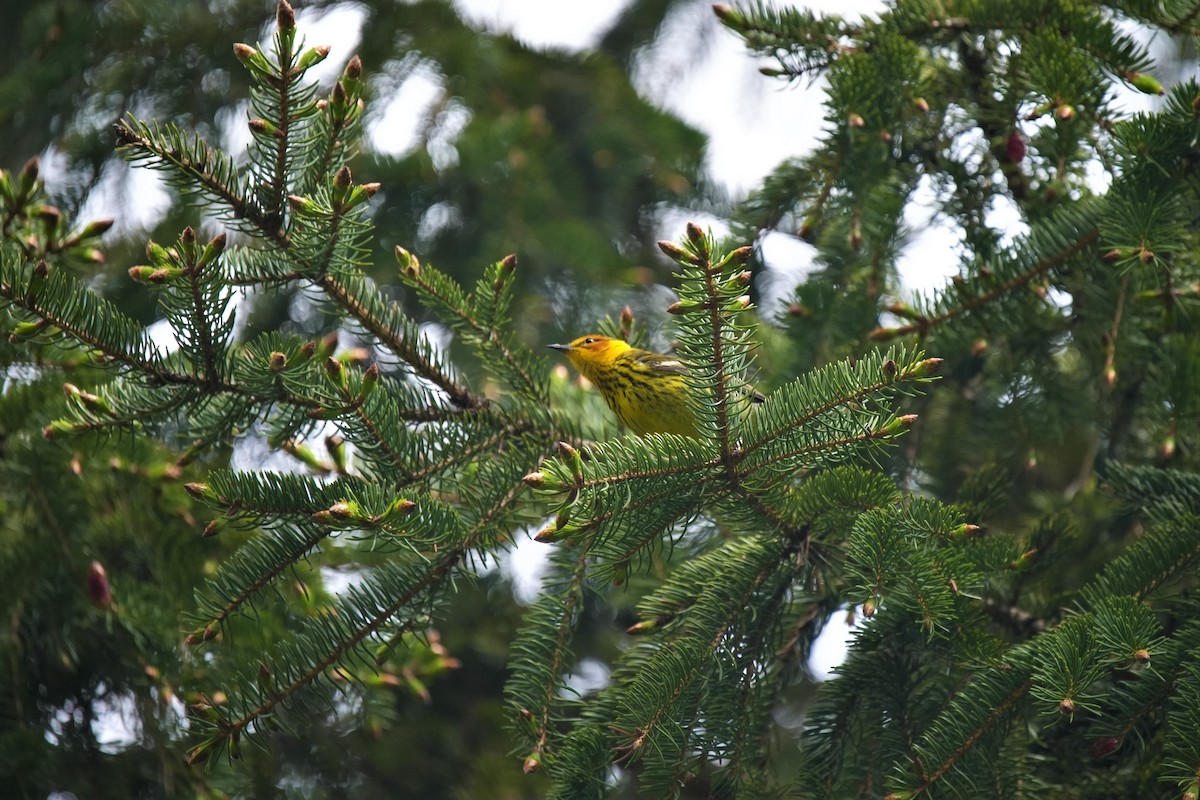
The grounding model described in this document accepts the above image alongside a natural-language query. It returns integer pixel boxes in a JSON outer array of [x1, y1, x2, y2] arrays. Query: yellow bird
[[548, 335, 763, 438]]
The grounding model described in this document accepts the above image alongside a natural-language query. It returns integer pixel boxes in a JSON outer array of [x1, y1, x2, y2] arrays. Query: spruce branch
[[401, 252, 547, 403], [194, 476, 530, 758], [186, 523, 331, 644], [904, 677, 1033, 799], [318, 272, 481, 408], [114, 118, 266, 235], [870, 227, 1101, 341]]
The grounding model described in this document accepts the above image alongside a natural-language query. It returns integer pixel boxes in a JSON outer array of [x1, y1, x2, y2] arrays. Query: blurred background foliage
[[0, 0, 721, 796], [7, 0, 1200, 796]]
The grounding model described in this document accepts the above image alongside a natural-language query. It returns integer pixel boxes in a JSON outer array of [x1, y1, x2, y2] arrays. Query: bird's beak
[[547, 343, 571, 352]]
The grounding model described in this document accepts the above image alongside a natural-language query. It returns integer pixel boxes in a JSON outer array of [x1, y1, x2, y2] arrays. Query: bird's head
[[548, 335, 631, 377]]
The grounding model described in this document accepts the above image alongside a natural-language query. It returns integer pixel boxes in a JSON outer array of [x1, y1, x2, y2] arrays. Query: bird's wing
[[632, 351, 767, 402], [632, 350, 688, 375]]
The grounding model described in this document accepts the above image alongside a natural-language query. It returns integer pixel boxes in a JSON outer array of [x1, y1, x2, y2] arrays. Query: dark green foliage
[[5, 0, 1200, 798]]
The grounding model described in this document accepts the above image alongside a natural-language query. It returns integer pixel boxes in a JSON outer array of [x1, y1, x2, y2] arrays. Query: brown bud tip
[[323, 356, 343, 381], [897, 414, 918, 425], [20, 156, 40, 181], [1005, 129, 1026, 163], [269, 351, 287, 371], [1102, 248, 1122, 261], [314, 45, 331, 58], [666, 301, 686, 315], [329, 502, 352, 520], [522, 755, 541, 774], [33, 260, 49, 277], [848, 112, 865, 128], [522, 471, 545, 488], [87, 560, 113, 608], [657, 239, 690, 261], [1159, 436, 1176, 460], [1056, 104, 1075, 120], [362, 182, 381, 197], [1058, 697, 1075, 715], [712, 3, 734, 21], [233, 43, 257, 63], [332, 80, 347, 105], [395, 245, 420, 275], [334, 165, 352, 189], [533, 525, 558, 543], [345, 55, 363, 79], [393, 499, 417, 515], [180, 226, 196, 245], [518, 707, 533, 720], [63, 382, 80, 398], [1138, 248, 1154, 264], [788, 303, 810, 318], [248, 118, 270, 133], [862, 601, 875, 618], [971, 338, 988, 357], [287, 194, 309, 211], [36, 205, 61, 223], [730, 245, 753, 264], [1133, 648, 1150, 663], [881, 359, 898, 380], [500, 253, 518, 273], [82, 218, 115, 237], [1103, 366, 1117, 386], [202, 520, 222, 537], [733, 294, 751, 309], [911, 357, 945, 377], [556, 441, 578, 460], [277, 0, 296, 30], [619, 305, 634, 326], [299, 340, 317, 359], [685, 221, 705, 247], [184, 482, 209, 500], [878, 129, 893, 142], [42, 424, 56, 440], [1089, 737, 1120, 758], [914, 97, 930, 113]]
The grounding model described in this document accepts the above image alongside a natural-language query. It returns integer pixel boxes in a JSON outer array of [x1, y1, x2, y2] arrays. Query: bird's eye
[[584, 338, 596, 344]]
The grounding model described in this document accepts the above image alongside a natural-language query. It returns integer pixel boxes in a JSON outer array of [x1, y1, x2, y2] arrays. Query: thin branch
[[870, 228, 1100, 340]]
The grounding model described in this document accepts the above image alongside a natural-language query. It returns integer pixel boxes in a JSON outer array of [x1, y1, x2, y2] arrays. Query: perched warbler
[[549, 335, 763, 438]]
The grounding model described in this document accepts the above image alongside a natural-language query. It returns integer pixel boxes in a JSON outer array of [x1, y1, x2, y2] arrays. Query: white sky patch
[[453, 0, 630, 50], [896, 176, 965, 294], [632, 0, 887, 195], [499, 527, 552, 604], [367, 64, 447, 158], [321, 566, 369, 596], [417, 201, 465, 246], [217, 100, 254, 160], [561, 657, 611, 697], [57, 156, 173, 240], [758, 230, 818, 311], [986, 194, 1028, 247], [145, 318, 181, 354], [260, 2, 368, 86], [808, 606, 859, 680]]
